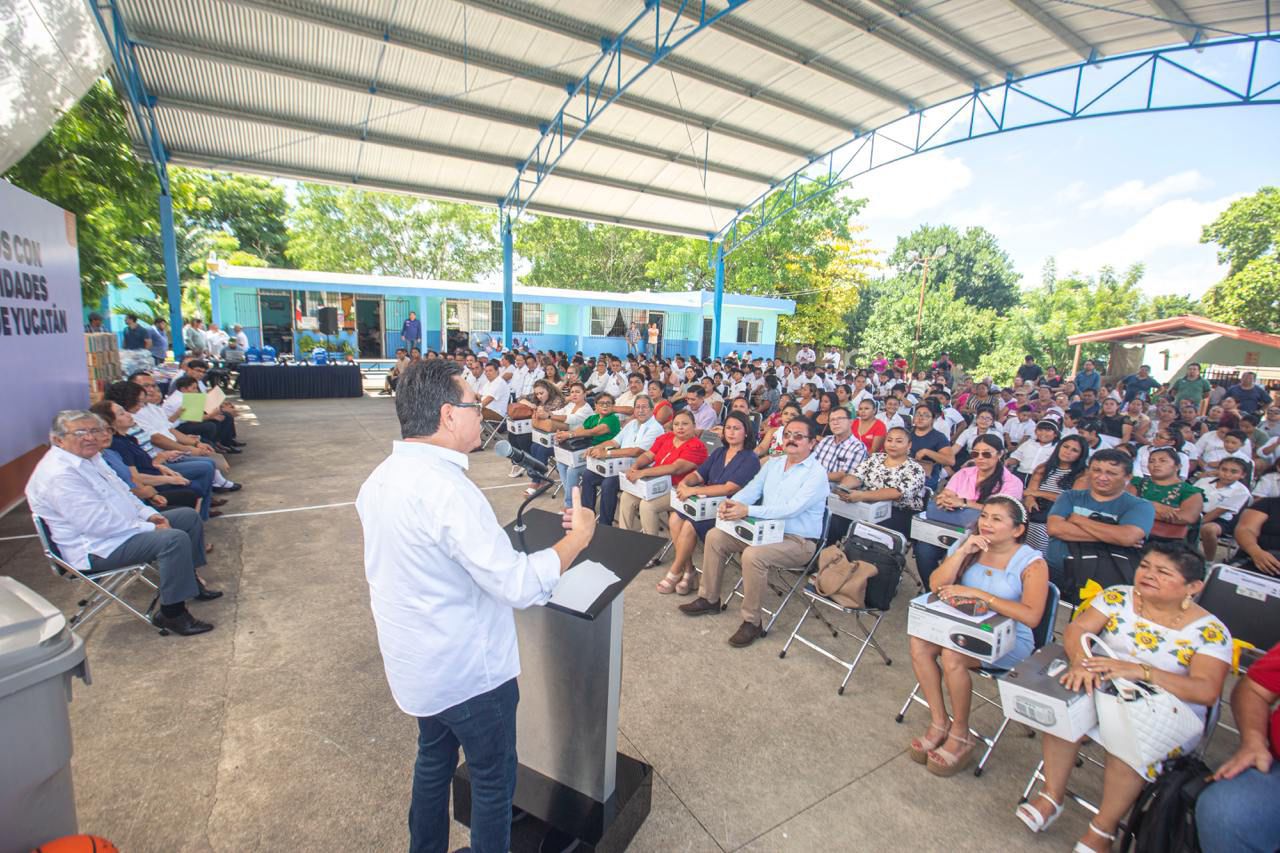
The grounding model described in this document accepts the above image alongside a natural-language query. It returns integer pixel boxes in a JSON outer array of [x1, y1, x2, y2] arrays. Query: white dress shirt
[[26, 447, 157, 570], [356, 441, 562, 717], [602, 372, 627, 399], [235, 329, 249, 349], [133, 403, 182, 444], [615, 416, 664, 451], [478, 375, 511, 416]]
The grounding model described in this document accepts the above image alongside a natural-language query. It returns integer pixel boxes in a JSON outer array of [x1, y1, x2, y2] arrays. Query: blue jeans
[[1196, 763, 1280, 853], [579, 468, 621, 524], [168, 459, 215, 519], [410, 678, 519, 853], [557, 462, 583, 507]]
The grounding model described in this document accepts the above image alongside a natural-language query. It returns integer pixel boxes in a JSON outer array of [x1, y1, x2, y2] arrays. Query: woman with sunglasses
[[910, 496, 1049, 776], [1022, 435, 1090, 553], [914, 434, 1023, 587]]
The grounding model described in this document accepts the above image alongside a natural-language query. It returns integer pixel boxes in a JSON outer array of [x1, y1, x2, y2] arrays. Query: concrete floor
[[0, 395, 1241, 853]]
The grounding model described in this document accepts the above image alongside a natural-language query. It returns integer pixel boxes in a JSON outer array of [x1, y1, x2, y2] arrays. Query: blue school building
[[205, 264, 794, 360]]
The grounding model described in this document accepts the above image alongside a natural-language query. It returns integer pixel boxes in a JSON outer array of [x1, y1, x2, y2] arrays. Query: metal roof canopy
[[106, 0, 1274, 238], [89, 0, 1276, 355], [1067, 315, 1280, 349]]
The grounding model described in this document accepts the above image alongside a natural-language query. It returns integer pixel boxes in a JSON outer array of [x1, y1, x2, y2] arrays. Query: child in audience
[[1196, 457, 1254, 561]]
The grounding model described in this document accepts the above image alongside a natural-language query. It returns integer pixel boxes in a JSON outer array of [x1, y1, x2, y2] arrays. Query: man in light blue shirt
[[1074, 359, 1102, 396], [580, 395, 662, 524], [680, 415, 829, 647]]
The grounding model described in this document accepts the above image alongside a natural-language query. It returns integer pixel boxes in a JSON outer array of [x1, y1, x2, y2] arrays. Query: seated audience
[[538, 382, 592, 503], [831, 426, 926, 539], [1044, 448, 1154, 591], [685, 385, 719, 433], [25, 410, 220, 635], [648, 380, 674, 430], [1008, 419, 1060, 484], [581, 395, 662, 525], [477, 360, 510, 422], [1128, 446, 1203, 546], [618, 410, 707, 541], [1017, 544, 1229, 852], [380, 348, 409, 395], [813, 407, 868, 486], [659, 411, 760, 595], [679, 416, 828, 648], [909, 403, 954, 490], [1196, 457, 1253, 561], [1197, 641, 1280, 853], [107, 379, 239, 493], [909, 497, 1049, 775], [92, 400, 218, 519], [914, 434, 1023, 588]]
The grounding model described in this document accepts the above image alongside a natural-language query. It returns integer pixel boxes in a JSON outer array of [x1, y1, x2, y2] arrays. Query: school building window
[[737, 318, 761, 344]]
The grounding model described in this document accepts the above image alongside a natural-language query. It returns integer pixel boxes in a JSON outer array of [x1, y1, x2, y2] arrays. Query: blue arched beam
[[715, 34, 1280, 260], [87, 0, 186, 355]]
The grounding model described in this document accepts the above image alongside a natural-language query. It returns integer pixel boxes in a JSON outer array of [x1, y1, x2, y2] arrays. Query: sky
[[843, 105, 1280, 300]]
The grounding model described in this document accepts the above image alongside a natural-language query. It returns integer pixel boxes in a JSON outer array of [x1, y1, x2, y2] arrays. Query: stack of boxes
[[86, 332, 123, 404]]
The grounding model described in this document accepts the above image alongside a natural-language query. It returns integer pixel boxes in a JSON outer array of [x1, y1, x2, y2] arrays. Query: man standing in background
[[401, 311, 422, 352]]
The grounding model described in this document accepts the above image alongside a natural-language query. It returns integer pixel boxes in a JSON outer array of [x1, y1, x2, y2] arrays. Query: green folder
[[180, 392, 207, 422]]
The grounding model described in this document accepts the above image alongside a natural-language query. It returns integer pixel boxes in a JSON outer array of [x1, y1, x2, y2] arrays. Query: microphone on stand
[[495, 440, 550, 478]]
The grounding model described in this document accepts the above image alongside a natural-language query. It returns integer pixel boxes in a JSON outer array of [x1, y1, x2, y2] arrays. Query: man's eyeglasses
[[66, 427, 110, 438], [451, 401, 484, 411], [781, 431, 811, 441]]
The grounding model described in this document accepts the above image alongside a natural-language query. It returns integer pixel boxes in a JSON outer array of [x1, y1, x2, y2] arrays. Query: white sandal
[[1014, 791, 1063, 833], [1072, 822, 1117, 852]]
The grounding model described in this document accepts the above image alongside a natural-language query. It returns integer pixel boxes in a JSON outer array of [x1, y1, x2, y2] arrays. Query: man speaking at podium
[[357, 359, 598, 853]]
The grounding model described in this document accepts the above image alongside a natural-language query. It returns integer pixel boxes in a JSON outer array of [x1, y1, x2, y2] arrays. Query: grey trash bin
[[0, 576, 91, 853]]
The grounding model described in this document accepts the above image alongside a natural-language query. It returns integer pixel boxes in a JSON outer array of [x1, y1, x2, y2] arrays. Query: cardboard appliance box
[[906, 592, 1016, 665], [715, 515, 785, 546], [997, 643, 1098, 741]]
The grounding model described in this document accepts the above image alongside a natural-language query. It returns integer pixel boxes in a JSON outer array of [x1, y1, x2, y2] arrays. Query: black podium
[[452, 509, 666, 852]]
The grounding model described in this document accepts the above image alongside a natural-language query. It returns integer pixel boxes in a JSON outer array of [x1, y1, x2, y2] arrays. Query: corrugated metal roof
[[111, 0, 1271, 237]]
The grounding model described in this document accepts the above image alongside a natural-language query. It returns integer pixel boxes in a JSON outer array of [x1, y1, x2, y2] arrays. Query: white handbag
[[1080, 632, 1204, 777]]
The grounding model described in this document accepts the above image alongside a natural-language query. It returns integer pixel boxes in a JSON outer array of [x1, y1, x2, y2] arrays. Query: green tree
[[859, 278, 999, 370], [1200, 187, 1280, 331], [887, 224, 1021, 312], [288, 184, 500, 280], [516, 217, 666, 292], [1137, 293, 1200, 320], [4, 79, 160, 305], [173, 168, 290, 265]]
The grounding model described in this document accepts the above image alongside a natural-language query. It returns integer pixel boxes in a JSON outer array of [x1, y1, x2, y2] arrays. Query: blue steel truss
[[714, 35, 1280, 258], [87, 0, 185, 353], [499, 0, 752, 223]]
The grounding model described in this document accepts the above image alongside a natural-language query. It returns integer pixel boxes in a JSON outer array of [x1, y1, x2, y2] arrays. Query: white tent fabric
[[1, 0, 110, 172]]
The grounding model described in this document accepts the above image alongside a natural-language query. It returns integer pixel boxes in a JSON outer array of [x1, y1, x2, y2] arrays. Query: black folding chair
[[722, 509, 831, 637]]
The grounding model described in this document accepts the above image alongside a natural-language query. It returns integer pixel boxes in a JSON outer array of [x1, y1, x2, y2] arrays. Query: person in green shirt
[[1169, 362, 1212, 416], [581, 395, 622, 446], [1128, 447, 1204, 544]]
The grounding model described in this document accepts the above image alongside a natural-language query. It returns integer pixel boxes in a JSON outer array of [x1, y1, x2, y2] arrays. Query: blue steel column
[[711, 242, 725, 360], [159, 191, 184, 358], [501, 215, 513, 349]]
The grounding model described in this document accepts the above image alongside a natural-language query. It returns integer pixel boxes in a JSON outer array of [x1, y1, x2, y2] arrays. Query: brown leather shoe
[[728, 621, 763, 647], [211, 498, 229, 507], [678, 596, 720, 616]]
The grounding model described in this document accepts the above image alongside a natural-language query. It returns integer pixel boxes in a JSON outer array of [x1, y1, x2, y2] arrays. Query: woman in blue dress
[[907, 495, 1050, 777]]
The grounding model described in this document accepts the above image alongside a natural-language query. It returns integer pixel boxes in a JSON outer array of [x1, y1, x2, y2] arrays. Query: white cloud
[[842, 151, 972, 221], [1055, 193, 1241, 297], [1080, 170, 1209, 211]]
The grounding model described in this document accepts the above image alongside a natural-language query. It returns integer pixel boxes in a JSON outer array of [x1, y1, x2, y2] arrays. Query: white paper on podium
[[547, 560, 619, 613]]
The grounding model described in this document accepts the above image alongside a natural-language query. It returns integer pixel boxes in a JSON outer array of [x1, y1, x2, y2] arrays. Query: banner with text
[[0, 181, 87, 468]]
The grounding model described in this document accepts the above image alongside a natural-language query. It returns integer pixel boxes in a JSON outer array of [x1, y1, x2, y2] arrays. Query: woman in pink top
[[915, 433, 1023, 586]]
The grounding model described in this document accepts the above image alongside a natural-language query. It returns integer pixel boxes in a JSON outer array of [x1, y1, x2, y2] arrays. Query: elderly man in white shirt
[[580, 394, 663, 524], [26, 410, 216, 635], [356, 359, 596, 853]]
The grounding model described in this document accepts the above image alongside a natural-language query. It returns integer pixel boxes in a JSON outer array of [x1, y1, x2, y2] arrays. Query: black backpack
[[841, 535, 904, 611], [1063, 539, 1141, 602], [1120, 755, 1212, 853]]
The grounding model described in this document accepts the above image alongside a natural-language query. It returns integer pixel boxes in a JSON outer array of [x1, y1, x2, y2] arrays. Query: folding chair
[[896, 582, 1062, 777], [721, 509, 831, 637], [32, 515, 166, 635], [780, 521, 908, 694], [480, 413, 508, 449], [1195, 563, 1280, 745]]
